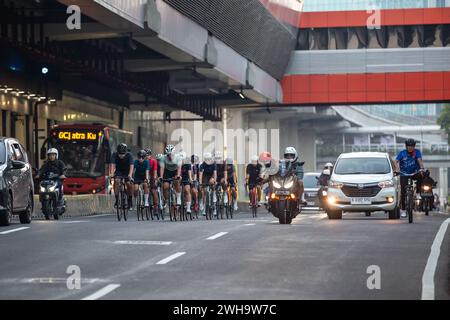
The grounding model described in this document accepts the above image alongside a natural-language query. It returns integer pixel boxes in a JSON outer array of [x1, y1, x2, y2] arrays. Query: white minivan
[[326, 152, 400, 220]]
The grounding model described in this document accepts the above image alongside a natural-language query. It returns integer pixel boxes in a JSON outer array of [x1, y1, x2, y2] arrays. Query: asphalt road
[[0, 206, 449, 300]]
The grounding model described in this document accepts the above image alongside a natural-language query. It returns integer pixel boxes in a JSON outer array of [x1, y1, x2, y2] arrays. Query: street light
[[41, 67, 49, 75]]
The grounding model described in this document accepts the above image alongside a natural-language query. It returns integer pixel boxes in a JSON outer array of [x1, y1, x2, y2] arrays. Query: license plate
[[275, 191, 290, 196], [307, 202, 314, 206], [351, 198, 371, 205]]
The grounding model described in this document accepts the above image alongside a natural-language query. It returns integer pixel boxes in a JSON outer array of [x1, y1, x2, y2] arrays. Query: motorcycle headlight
[[272, 180, 282, 189], [40, 186, 46, 193], [48, 185, 56, 192], [329, 180, 343, 189], [423, 185, 431, 191], [378, 180, 394, 188], [284, 180, 294, 189]]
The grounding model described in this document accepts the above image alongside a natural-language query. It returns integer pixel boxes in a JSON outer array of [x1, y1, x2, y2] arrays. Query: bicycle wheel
[[122, 189, 128, 221], [116, 192, 122, 222], [406, 190, 413, 223]]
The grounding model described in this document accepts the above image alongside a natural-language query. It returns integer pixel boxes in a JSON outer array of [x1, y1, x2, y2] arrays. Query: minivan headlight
[[329, 180, 343, 189], [378, 180, 394, 188]]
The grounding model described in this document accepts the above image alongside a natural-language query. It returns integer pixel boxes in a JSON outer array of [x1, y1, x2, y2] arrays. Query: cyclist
[[283, 146, 307, 206], [215, 151, 228, 202], [133, 150, 150, 207], [155, 153, 164, 179], [246, 155, 262, 207], [109, 143, 134, 209], [225, 156, 239, 211], [179, 151, 193, 214], [395, 138, 425, 218], [191, 154, 200, 213], [199, 152, 217, 216], [160, 144, 182, 212], [145, 148, 159, 210]]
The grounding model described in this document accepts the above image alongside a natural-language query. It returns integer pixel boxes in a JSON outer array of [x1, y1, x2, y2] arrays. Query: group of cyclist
[[107, 137, 434, 219], [109, 143, 240, 217]]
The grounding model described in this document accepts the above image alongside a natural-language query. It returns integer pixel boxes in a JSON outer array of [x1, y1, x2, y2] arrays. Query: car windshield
[[303, 174, 319, 188], [334, 157, 391, 175], [0, 142, 5, 164]]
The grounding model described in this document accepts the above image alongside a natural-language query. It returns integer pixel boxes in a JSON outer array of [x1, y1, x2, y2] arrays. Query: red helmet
[[259, 151, 272, 165]]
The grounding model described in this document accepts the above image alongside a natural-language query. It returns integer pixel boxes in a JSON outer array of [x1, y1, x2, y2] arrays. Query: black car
[[0, 137, 34, 226]]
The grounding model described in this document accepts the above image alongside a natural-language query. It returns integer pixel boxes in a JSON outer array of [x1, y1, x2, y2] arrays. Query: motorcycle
[[268, 160, 301, 224], [419, 171, 437, 216], [39, 172, 66, 220], [316, 168, 331, 211]]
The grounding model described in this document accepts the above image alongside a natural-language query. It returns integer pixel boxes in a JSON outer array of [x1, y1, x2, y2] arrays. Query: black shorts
[[181, 180, 191, 186], [134, 177, 146, 185], [201, 175, 213, 185], [227, 178, 236, 187], [163, 169, 177, 180]]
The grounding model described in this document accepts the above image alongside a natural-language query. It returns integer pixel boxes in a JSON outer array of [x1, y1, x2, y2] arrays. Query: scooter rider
[[283, 146, 307, 206], [395, 138, 425, 218], [36, 148, 66, 205], [317, 163, 333, 187]]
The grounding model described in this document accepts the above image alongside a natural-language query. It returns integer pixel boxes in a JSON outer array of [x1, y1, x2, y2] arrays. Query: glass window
[[303, 174, 320, 188], [12, 144, 24, 161], [335, 157, 391, 174]]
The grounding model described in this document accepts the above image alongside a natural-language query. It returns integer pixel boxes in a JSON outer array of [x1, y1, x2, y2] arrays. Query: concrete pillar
[[298, 128, 317, 172], [439, 167, 448, 209]]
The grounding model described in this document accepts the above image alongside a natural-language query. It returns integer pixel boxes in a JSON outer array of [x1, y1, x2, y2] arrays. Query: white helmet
[[214, 151, 223, 162], [47, 148, 58, 159], [165, 144, 175, 155], [284, 146, 298, 163], [178, 151, 187, 164], [250, 155, 258, 165], [225, 157, 233, 165], [324, 162, 334, 168], [203, 152, 213, 165]]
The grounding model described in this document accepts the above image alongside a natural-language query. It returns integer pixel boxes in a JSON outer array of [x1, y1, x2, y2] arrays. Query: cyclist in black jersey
[[199, 152, 217, 215]]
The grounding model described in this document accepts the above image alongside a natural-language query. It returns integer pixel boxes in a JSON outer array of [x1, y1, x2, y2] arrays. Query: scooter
[[39, 172, 66, 220]]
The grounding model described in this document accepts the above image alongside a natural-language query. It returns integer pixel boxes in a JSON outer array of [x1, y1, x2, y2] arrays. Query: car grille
[[341, 185, 381, 197]]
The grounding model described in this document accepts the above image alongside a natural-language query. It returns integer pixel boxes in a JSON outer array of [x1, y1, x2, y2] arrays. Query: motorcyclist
[[283, 146, 307, 206], [317, 162, 333, 187], [395, 138, 425, 218], [36, 148, 66, 205]]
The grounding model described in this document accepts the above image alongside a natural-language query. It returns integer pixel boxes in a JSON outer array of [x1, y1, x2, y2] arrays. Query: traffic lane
[[100, 211, 450, 300], [434, 218, 450, 300], [0, 210, 270, 299]]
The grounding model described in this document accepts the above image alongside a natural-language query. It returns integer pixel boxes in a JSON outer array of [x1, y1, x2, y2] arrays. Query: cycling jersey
[[181, 164, 192, 182], [199, 162, 216, 182], [396, 149, 422, 175], [133, 159, 149, 182], [161, 154, 181, 172], [149, 158, 158, 177], [226, 163, 236, 185], [111, 152, 133, 176], [216, 162, 226, 180], [246, 163, 262, 186]]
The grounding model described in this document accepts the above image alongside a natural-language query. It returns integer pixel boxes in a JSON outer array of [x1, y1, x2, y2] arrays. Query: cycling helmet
[[137, 150, 147, 159], [144, 148, 152, 156], [225, 157, 233, 165], [191, 154, 200, 165], [117, 143, 127, 155], [259, 151, 272, 166], [156, 153, 164, 162], [405, 138, 416, 147], [204, 152, 214, 165], [214, 151, 223, 162], [47, 148, 59, 159], [165, 144, 175, 155], [178, 151, 187, 164], [284, 146, 298, 163], [250, 155, 258, 165]]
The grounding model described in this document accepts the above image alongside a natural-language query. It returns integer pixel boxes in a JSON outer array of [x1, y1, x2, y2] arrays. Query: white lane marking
[[421, 218, 450, 300], [84, 214, 112, 218], [156, 252, 186, 265], [206, 232, 228, 240], [243, 223, 256, 226], [114, 240, 172, 246], [0, 227, 30, 235], [82, 284, 121, 300], [60, 221, 89, 224]]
